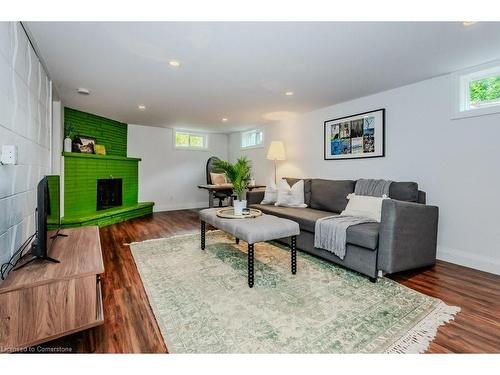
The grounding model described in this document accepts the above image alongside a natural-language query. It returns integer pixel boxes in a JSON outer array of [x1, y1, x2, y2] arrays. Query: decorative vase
[[233, 199, 247, 215], [64, 136, 72, 153]]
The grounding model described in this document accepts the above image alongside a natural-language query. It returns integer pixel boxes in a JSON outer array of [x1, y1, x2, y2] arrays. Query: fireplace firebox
[[97, 178, 122, 210]]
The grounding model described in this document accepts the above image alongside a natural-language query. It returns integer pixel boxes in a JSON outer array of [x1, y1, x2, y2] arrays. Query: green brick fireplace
[[61, 108, 153, 228]]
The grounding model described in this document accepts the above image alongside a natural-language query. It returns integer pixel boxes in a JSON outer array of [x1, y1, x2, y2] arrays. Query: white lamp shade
[[266, 141, 286, 161]]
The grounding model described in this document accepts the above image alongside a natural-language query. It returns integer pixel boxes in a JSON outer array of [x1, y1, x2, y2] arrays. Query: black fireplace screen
[[97, 179, 122, 210]]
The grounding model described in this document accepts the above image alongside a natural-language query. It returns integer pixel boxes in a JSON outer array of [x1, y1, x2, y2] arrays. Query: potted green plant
[[64, 124, 76, 153], [214, 157, 252, 215]]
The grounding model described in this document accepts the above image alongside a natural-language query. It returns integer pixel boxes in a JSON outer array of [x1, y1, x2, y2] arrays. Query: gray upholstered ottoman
[[199, 208, 300, 287]]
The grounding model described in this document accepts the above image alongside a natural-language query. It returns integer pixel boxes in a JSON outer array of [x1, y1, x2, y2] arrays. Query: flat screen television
[[6, 176, 66, 274], [31, 176, 50, 258], [18, 176, 63, 268]]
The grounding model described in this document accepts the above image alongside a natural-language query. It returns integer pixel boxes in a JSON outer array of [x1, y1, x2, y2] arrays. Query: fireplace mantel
[[62, 152, 141, 162]]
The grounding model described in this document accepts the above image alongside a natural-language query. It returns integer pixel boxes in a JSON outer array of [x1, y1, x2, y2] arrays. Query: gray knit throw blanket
[[314, 215, 376, 260], [355, 178, 392, 197]]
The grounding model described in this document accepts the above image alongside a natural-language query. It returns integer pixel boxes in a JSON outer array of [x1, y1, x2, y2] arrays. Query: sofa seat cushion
[[249, 204, 379, 250], [345, 222, 379, 250], [250, 204, 332, 233]]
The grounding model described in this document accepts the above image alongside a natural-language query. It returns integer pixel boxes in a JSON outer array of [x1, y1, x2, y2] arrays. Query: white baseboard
[[437, 246, 500, 275], [153, 202, 208, 212]]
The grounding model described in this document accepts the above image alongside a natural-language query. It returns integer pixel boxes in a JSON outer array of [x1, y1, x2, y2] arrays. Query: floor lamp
[[266, 141, 286, 184]]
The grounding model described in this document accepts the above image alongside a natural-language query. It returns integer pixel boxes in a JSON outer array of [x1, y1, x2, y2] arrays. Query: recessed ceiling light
[[169, 60, 181, 67], [77, 87, 90, 95], [222, 118, 228, 122], [462, 21, 477, 26], [285, 91, 294, 96], [138, 105, 146, 111]]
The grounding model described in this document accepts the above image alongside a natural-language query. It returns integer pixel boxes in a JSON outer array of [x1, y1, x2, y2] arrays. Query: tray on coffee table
[[216, 208, 262, 219]]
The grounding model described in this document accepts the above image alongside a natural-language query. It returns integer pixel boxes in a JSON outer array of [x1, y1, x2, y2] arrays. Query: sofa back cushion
[[389, 182, 419, 202], [310, 179, 355, 213], [283, 178, 420, 208], [285, 177, 312, 206]]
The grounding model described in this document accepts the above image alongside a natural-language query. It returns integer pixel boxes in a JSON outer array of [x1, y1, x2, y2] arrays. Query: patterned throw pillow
[[275, 179, 307, 208], [260, 180, 278, 204]]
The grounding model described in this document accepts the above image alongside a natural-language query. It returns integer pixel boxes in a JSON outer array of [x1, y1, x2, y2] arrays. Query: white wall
[[51, 100, 63, 174], [0, 22, 51, 267], [229, 74, 500, 275], [127, 124, 229, 211], [228, 133, 270, 185]]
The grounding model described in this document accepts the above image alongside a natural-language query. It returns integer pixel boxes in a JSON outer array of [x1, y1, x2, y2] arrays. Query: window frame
[[173, 130, 209, 151], [240, 128, 264, 150], [452, 60, 500, 120]]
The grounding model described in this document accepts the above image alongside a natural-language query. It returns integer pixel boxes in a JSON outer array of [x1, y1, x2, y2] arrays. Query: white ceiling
[[26, 22, 500, 132]]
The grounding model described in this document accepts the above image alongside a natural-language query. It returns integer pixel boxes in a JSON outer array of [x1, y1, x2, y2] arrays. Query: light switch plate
[[1, 145, 18, 165]]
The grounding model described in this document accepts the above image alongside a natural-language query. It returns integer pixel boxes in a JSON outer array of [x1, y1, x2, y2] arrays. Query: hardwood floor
[[41, 209, 500, 353], [389, 263, 500, 353]]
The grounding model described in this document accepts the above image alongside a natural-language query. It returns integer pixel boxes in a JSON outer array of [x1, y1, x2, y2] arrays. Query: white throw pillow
[[340, 193, 388, 222], [260, 180, 278, 204], [210, 172, 227, 185], [275, 179, 307, 208]]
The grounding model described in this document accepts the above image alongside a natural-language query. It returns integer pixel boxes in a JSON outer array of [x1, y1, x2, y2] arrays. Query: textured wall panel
[[0, 22, 51, 266]]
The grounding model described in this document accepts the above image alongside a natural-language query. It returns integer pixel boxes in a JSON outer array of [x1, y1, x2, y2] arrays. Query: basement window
[[241, 129, 263, 149], [174, 131, 208, 150], [453, 61, 500, 119]]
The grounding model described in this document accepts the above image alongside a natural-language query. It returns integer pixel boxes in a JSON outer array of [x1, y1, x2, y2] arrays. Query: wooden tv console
[[0, 226, 104, 352]]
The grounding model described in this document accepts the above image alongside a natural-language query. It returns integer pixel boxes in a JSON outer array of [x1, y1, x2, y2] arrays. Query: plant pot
[[64, 137, 72, 153], [233, 199, 247, 215]]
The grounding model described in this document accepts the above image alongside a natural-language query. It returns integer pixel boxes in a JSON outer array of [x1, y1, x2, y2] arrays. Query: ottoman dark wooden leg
[[200, 221, 206, 250], [248, 243, 254, 288], [291, 235, 297, 275], [236, 237, 240, 244]]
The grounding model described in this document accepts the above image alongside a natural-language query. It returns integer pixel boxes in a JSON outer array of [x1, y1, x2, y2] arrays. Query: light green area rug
[[130, 231, 459, 353]]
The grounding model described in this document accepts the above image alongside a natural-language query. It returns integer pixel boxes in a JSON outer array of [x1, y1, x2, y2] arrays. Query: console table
[[0, 226, 104, 352]]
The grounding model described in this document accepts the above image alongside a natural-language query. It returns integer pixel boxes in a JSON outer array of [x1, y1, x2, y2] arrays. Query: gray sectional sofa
[[247, 178, 439, 281]]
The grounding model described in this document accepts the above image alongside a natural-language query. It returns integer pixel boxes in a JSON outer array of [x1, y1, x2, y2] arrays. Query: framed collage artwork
[[324, 108, 385, 160]]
